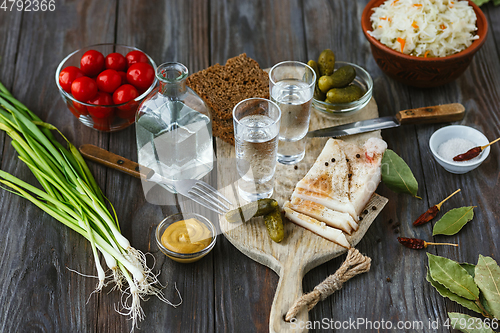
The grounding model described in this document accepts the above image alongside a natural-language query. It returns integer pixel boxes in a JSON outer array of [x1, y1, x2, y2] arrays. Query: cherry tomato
[[96, 69, 122, 93], [71, 100, 89, 116], [113, 84, 140, 119], [105, 52, 127, 71], [125, 50, 149, 67], [71, 77, 98, 102], [59, 66, 84, 93], [86, 91, 114, 118], [127, 63, 155, 91], [117, 71, 127, 85], [80, 50, 105, 76], [113, 84, 139, 105], [92, 116, 114, 131]]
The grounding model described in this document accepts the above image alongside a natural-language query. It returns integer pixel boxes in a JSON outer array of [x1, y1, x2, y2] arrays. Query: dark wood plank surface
[[0, 1, 499, 332]]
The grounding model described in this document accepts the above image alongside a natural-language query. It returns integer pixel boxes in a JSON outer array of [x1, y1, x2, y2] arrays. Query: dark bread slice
[[186, 54, 269, 145], [212, 116, 234, 145]]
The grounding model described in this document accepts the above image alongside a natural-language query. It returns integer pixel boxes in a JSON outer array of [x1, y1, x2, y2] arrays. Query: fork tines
[[187, 182, 232, 214]]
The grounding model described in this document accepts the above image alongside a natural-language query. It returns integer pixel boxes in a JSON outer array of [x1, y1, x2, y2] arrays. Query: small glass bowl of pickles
[[310, 53, 373, 118]]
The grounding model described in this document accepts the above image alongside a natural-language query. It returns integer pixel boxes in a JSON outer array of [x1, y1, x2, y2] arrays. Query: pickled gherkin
[[307, 60, 326, 100], [264, 208, 284, 243], [225, 198, 278, 223], [329, 65, 356, 88], [326, 85, 364, 104], [317, 49, 336, 76], [318, 66, 356, 93]]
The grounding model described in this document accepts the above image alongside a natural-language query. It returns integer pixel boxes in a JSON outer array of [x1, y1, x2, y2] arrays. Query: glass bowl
[[155, 212, 217, 263], [312, 61, 373, 118], [55, 43, 157, 132]]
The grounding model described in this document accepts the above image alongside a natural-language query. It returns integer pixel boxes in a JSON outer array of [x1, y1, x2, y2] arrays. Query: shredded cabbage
[[368, 0, 479, 57]]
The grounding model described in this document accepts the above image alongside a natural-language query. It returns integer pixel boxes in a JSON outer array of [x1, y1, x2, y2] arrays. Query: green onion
[[0, 83, 180, 330]]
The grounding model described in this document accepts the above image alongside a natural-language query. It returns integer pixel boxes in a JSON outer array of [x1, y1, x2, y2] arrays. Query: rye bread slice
[[186, 53, 269, 145]]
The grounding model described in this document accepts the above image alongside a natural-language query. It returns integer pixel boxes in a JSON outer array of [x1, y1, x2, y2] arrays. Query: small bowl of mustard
[[155, 212, 217, 263]]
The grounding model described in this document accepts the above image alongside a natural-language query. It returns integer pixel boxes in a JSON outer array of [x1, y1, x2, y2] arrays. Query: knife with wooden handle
[[79, 144, 152, 179], [307, 103, 465, 137]]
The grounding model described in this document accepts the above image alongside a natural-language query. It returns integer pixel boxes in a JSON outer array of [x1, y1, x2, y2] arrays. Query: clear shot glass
[[233, 98, 281, 201], [269, 61, 315, 164]]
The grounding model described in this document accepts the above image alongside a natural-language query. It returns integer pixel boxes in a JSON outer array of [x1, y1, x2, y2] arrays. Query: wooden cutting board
[[216, 98, 388, 333]]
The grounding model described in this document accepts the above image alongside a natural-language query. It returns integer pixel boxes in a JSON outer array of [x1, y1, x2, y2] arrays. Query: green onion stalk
[[0, 82, 181, 330]]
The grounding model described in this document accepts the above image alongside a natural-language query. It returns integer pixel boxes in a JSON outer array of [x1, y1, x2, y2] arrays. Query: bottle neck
[[156, 62, 189, 99]]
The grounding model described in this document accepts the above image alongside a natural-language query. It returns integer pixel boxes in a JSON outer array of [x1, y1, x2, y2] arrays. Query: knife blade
[[307, 103, 465, 138]]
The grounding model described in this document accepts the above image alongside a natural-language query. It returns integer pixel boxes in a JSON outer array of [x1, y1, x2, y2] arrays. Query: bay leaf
[[433, 206, 475, 236], [427, 270, 482, 314], [461, 263, 477, 278], [474, 255, 500, 319], [381, 149, 420, 198], [448, 313, 495, 333], [480, 293, 494, 318], [428, 253, 479, 300]]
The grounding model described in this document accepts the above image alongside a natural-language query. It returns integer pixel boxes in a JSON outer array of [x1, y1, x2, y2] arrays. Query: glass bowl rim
[[55, 43, 158, 108], [155, 212, 217, 259]]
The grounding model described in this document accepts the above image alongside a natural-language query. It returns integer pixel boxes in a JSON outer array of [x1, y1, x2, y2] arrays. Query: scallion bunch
[[0, 81, 180, 330]]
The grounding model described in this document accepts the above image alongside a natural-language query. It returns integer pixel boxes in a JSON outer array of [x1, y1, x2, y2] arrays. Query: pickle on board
[[225, 198, 279, 223], [264, 208, 284, 243]]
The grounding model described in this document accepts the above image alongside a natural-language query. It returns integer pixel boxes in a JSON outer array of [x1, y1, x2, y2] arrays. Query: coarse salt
[[438, 138, 479, 162]]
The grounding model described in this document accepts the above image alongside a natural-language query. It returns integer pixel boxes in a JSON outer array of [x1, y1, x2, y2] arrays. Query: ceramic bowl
[[429, 125, 490, 174], [312, 61, 373, 118], [55, 43, 157, 132], [361, 0, 488, 88], [155, 212, 217, 263]]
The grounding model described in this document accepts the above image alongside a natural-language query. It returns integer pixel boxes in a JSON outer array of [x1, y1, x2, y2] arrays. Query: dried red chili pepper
[[413, 189, 461, 226], [398, 237, 426, 249], [397, 237, 458, 250], [453, 146, 482, 161], [453, 137, 500, 162]]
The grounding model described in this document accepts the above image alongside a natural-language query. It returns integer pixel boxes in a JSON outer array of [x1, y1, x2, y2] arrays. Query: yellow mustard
[[161, 218, 212, 254]]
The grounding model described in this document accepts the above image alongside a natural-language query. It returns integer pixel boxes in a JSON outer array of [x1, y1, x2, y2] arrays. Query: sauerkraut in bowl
[[368, 0, 479, 58]]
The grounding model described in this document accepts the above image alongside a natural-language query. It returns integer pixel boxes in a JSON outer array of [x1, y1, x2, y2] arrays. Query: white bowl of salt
[[429, 125, 490, 174]]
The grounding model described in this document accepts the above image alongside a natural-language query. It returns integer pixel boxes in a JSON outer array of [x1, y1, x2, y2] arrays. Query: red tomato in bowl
[[92, 116, 114, 131], [59, 66, 84, 93], [80, 50, 105, 76], [71, 100, 89, 116], [117, 71, 127, 85], [125, 50, 148, 67], [127, 63, 155, 91], [113, 84, 139, 105], [113, 84, 139, 119], [71, 77, 98, 102], [86, 91, 114, 118], [96, 69, 122, 93], [105, 52, 127, 71]]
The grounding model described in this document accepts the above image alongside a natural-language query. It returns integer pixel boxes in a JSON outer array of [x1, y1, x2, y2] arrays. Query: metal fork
[[145, 170, 231, 214], [78, 144, 232, 214]]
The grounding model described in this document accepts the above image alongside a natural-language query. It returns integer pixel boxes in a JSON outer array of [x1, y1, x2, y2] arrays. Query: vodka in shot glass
[[233, 98, 281, 201], [269, 61, 315, 165]]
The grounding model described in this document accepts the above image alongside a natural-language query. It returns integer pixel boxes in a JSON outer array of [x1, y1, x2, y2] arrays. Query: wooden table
[[0, 1, 499, 332]]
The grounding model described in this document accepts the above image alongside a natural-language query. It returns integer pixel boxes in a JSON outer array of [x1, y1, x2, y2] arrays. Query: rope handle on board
[[284, 248, 371, 322]]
